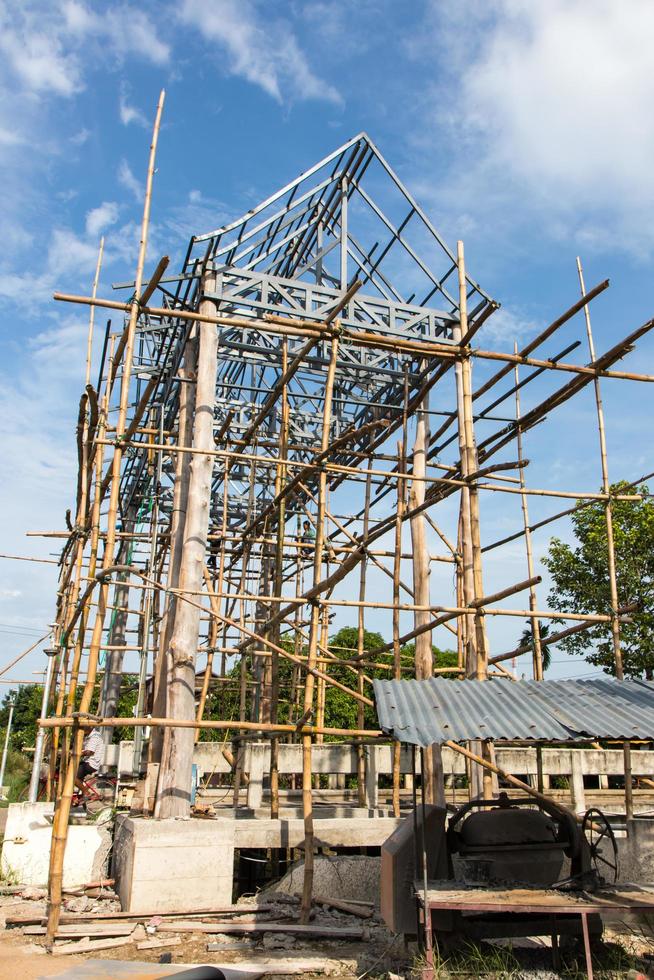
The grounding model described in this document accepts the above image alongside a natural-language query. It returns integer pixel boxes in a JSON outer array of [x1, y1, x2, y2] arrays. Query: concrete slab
[[232, 815, 401, 849], [0, 803, 111, 888]]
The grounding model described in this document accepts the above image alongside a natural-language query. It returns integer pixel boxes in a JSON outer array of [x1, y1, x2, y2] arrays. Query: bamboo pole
[[356, 460, 373, 806], [513, 350, 544, 681], [270, 341, 289, 819], [39, 715, 379, 738], [392, 439, 406, 817], [576, 255, 632, 821], [46, 89, 166, 945], [301, 330, 340, 923]]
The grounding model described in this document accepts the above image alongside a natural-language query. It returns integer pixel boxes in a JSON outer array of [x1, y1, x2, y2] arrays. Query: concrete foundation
[[619, 816, 654, 884], [111, 810, 399, 913], [0, 802, 111, 888], [112, 814, 235, 912]]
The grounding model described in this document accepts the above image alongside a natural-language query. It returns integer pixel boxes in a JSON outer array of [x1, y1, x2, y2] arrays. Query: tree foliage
[[0, 685, 44, 752], [518, 621, 552, 672], [542, 482, 654, 677]]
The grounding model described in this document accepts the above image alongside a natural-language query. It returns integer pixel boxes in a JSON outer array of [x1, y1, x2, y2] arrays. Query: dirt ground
[[2, 891, 654, 979], [0, 892, 399, 980]]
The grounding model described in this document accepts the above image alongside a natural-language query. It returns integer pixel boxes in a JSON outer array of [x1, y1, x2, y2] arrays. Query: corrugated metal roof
[[372, 677, 654, 745]]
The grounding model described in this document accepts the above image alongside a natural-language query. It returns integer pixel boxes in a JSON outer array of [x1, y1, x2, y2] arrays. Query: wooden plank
[[6, 904, 275, 927], [204, 955, 341, 974], [24, 922, 135, 937], [51, 935, 134, 955], [159, 921, 364, 938], [136, 936, 182, 950]]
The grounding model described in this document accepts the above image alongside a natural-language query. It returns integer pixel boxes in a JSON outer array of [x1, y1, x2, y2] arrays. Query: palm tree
[[519, 621, 553, 672]]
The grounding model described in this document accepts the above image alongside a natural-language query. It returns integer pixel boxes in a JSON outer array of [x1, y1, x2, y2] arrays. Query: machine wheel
[[581, 807, 619, 884]]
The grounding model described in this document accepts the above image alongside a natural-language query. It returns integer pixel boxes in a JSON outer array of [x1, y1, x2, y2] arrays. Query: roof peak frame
[[185, 132, 494, 326]]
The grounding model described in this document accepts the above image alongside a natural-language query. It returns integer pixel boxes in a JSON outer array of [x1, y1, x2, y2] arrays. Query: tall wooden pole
[[149, 329, 198, 763], [456, 241, 492, 800], [301, 329, 340, 922], [513, 351, 544, 681], [270, 340, 289, 819], [155, 268, 218, 818], [409, 369, 445, 807], [576, 256, 632, 820], [392, 439, 406, 816], [356, 460, 373, 805]]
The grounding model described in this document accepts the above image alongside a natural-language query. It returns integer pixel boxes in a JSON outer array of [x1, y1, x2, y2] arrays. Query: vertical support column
[[155, 270, 218, 819], [455, 241, 492, 800], [150, 330, 198, 764], [271, 345, 289, 819], [577, 256, 632, 821], [409, 377, 445, 808], [301, 330, 340, 923], [356, 461, 373, 807]]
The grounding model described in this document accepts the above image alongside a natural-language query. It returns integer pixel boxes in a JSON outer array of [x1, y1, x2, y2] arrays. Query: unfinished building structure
[[33, 93, 654, 938]]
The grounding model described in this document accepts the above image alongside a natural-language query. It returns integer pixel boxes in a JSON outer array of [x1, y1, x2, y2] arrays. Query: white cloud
[[63, 1, 170, 66], [179, 0, 341, 105], [118, 159, 143, 202], [414, 0, 654, 254], [85, 201, 120, 238], [0, 23, 80, 97], [70, 128, 90, 146], [119, 84, 149, 128], [477, 305, 539, 348], [0, 127, 26, 148]]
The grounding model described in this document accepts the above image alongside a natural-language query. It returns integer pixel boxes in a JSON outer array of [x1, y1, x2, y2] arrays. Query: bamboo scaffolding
[[46, 89, 166, 945], [34, 114, 654, 943]]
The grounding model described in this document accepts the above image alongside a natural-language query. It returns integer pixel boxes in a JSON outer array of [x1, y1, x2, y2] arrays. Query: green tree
[[518, 621, 553, 672], [542, 482, 654, 677], [0, 685, 44, 752]]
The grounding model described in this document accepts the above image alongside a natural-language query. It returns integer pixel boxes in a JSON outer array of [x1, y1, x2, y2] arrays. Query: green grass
[[412, 936, 648, 978]]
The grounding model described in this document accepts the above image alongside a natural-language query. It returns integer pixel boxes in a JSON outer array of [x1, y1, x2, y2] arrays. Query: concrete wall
[[112, 814, 235, 912], [115, 740, 654, 816], [0, 802, 111, 887]]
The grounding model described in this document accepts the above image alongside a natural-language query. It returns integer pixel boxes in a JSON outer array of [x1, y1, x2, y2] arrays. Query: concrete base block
[[113, 814, 235, 913], [619, 816, 654, 883], [0, 802, 111, 887]]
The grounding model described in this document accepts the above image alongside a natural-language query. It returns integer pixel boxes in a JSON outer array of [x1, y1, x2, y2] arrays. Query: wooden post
[[409, 372, 445, 807], [270, 340, 289, 819], [576, 256, 632, 820], [149, 328, 198, 764], [301, 330, 340, 923], [392, 440, 406, 817], [456, 240, 492, 800], [155, 268, 218, 818]]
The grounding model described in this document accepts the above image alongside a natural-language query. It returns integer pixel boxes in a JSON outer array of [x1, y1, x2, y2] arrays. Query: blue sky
[[0, 0, 653, 691]]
